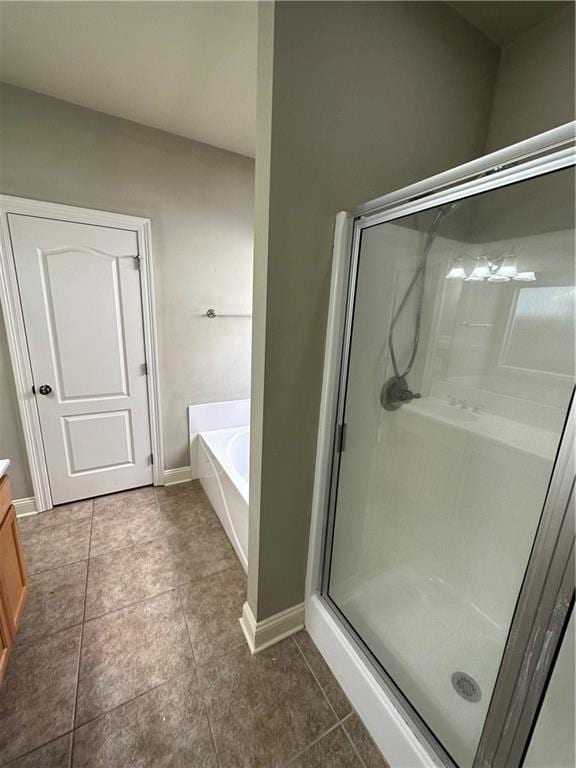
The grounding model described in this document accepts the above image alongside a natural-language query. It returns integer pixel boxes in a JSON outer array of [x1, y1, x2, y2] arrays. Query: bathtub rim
[[199, 426, 249, 503]]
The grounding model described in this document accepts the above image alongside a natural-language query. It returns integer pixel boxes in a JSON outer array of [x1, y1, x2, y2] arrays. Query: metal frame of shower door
[[318, 123, 576, 768], [473, 392, 575, 768]]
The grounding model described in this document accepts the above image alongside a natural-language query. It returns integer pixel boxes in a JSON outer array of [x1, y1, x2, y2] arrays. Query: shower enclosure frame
[[306, 122, 576, 768]]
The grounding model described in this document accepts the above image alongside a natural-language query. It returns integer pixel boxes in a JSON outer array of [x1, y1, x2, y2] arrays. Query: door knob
[[38, 384, 52, 395]]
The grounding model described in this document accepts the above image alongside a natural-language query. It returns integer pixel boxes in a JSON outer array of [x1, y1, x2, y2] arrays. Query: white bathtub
[[197, 426, 249, 572]]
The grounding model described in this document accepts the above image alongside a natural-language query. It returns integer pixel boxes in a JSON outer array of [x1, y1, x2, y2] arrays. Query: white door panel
[[8, 214, 153, 504]]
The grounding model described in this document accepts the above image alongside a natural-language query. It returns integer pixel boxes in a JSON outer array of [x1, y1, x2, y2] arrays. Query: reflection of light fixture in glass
[[497, 251, 518, 278], [488, 250, 518, 282], [465, 257, 491, 281], [514, 271, 536, 281], [446, 255, 466, 280], [445, 248, 536, 283]]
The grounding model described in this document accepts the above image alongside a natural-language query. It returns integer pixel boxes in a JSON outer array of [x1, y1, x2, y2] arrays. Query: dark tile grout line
[[165, 485, 247, 768], [14, 619, 85, 651], [13, 488, 378, 768], [19, 516, 92, 538], [85, 504, 221, 564], [73, 667, 190, 733], [88, 523, 173, 563], [83, 557, 240, 623], [22, 484, 212, 580], [291, 635, 372, 768], [175, 587, 223, 768], [0, 668, 195, 768], [69, 498, 95, 768], [341, 717, 373, 768], [26, 554, 88, 579], [25, 542, 91, 579], [18, 504, 239, 645], [86, 516, 221, 565], [9, 622, 372, 768], [291, 635, 346, 724], [67, 729, 74, 768], [10, 500, 243, 768], [282, 719, 345, 767], [86, 585, 185, 624], [22, 530, 236, 634], [270, 634, 352, 767], [4, 503, 94, 768], [0, 731, 71, 768]]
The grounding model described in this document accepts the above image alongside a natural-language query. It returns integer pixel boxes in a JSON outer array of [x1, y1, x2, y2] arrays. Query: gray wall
[[250, 0, 500, 620], [0, 83, 254, 498], [248, 0, 275, 608], [486, 3, 575, 150], [477, 4, 575, 285]]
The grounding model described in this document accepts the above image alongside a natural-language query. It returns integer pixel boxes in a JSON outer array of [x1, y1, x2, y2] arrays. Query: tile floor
[[0, 481, 389, 768]]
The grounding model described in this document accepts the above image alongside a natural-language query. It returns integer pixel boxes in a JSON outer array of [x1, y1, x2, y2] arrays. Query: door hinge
[[337, 423, 347, 453], [133, 255, 141, 270], [142, 362, 148, 375], [149, 454, 154, 465]]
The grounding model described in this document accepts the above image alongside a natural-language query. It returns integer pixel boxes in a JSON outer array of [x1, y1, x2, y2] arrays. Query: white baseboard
[[14, 497, 37, 517], [240, 600, 305, 654], [15, 469, 193, 514], [160, 466, 192, 486]]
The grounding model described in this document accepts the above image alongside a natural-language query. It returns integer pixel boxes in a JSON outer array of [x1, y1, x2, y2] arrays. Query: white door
[[8, 214, 153, 505]]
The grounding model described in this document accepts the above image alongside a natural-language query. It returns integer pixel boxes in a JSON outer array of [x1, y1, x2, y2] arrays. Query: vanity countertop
[[0, 459, 10, 479]]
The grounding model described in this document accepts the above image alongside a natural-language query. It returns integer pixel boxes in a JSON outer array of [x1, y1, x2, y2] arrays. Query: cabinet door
[[0, 505, 28, 634], [0, 594, 11, 683]]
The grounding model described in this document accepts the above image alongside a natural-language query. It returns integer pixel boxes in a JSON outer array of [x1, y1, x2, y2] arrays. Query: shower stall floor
[[336, 565, 505, 766]]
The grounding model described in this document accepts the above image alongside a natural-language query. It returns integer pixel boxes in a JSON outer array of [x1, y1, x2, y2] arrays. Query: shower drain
[[451, 672, 482, 703]]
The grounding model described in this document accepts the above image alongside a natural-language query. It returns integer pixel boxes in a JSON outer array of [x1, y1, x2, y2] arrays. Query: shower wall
[[330, 223, 445, 589], [335, 220, 573, 631]]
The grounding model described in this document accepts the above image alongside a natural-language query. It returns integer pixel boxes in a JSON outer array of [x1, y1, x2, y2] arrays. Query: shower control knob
[[38, 384, 52, 395], [381, 376, 420, 410], [399, 389, 421, 403]]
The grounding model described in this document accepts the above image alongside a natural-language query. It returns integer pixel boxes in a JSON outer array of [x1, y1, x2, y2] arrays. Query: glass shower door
[[324, 166, 575, 767]]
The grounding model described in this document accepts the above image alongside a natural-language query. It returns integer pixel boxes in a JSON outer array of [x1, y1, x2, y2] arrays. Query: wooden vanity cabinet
[[0, 474, 28, 683], [0, 597, 11, 682]]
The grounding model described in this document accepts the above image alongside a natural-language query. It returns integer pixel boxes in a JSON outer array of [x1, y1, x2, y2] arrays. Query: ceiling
[[0, 2, 569, 157], [447, 1, 570, 47], [0, 1, 257, 157]]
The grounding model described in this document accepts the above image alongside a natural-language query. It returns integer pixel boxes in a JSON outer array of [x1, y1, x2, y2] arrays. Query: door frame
[[0, 195, 164, 511]]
